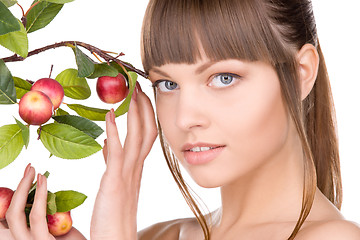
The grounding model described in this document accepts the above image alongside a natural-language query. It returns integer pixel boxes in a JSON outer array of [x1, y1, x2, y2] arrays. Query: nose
[[175, 88, 210, 131]]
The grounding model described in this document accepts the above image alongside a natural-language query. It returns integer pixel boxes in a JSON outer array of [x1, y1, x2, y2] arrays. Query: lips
[[182, 143, 225, 165]]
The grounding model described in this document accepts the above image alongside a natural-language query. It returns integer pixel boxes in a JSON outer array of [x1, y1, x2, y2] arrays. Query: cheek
[[222, 79, 290, 168], [155, 98, 178, 145]]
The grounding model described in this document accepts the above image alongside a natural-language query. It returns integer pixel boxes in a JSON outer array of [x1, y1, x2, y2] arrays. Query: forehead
[[141, 0, 284, 74]]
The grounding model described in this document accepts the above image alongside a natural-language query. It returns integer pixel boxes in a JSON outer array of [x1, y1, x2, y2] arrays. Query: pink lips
[[182, 143, 225, 165]]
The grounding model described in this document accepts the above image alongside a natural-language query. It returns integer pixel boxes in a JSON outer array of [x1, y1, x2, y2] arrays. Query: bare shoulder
[[298, 220, 360, 240], [138, 218, 197, 240]]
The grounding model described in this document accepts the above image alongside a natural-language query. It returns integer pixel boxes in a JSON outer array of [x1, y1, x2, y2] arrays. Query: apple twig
[[1, 41, 148, 79]]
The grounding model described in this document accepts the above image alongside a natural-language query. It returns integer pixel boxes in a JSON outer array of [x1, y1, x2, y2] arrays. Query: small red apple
[[0, 187, 14, 221], [19, 90, 54, 125], [31, 78, 64, 109], [47, 211, 72, 237], [96, 73, 129, 104]]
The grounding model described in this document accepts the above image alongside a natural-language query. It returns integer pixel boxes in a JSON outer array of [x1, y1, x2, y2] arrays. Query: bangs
[[141, 0, 291, 74]]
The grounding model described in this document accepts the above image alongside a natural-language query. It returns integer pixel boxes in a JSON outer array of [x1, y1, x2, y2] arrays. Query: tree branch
[[1, 41, 148, 79]]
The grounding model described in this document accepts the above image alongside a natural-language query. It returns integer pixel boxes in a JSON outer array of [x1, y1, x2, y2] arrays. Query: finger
[[29, 174, 49, 239], [131, 90, 158, 184], [6, 164, 34, 239], [123, 90, 143, 169], [136, 89, 158, 161], [105, 109, 124, 171]]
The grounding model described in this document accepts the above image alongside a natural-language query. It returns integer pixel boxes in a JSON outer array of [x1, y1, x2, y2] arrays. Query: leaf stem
[[37, 125, 42, 140], [25, 1, 41, 17], [17, 3, 25, 17], [16, 3, 27, 27], [91, 52, 103, 63]]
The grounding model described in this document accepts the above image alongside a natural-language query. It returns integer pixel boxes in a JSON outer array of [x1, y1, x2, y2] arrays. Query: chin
[[183, 165, 226, 189]]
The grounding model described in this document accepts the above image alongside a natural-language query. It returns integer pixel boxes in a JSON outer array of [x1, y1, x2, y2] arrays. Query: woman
[[2, 0, 360, 239]]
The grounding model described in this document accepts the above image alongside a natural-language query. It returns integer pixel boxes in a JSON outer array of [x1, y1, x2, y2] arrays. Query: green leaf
[[47, 191, 57, 215], [0, 59, 17, 104], [55, 190, 87, 212], [67, 104, 109, 121], [13, 77, 32, 99], [14, 117, 29, 149], [38, 123, 102, 159], [55, 68, 91, 100], [26, 1, 63, 33], [41, 0, 73, 3], [0, 124, 24, 169], [0, 1, 20, 35], [73, 45, 95, 78], [87, 63, 119, 79], [54, 107, 69, 116], [114, 71, 137, 117], [53, 115, 104, 139], [0, 0, 17, 8], [0, 20, 28, 58], [109, 61, 133, 80]]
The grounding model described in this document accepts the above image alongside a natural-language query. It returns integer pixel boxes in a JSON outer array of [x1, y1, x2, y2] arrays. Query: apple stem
[[49, 64, 54, 78]]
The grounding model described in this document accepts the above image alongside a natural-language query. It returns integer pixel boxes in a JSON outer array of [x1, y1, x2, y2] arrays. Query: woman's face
[[149, 57, 295, 188]]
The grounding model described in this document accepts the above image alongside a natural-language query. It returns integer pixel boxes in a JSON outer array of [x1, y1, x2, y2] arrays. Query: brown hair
[[141, 0, 342, 239]]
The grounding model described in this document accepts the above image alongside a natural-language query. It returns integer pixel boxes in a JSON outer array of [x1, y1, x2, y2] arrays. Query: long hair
[[141, 0, 341, 239]]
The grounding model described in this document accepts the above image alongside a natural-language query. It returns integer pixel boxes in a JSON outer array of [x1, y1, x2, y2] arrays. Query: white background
[[0, 0, 359, 238]]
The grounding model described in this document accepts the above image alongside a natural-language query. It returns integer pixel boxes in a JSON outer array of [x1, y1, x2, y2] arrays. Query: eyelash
[[152, 73, 241, 92]]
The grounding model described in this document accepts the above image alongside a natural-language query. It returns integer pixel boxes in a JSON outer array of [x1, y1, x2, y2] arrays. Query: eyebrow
[[195, 61, 216, 74], [151, 68, 170, 78], [151, 61, 216, 79]]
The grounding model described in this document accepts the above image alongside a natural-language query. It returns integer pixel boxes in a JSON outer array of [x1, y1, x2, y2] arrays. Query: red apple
[[19, 90, 54, 125], [96, 73, 129, 104], [0, 187, 14, 221], [31, 78, 64, 109], [47, 211, 72, 237]]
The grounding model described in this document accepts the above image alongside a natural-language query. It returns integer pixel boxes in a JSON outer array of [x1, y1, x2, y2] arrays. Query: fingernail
[[136, 81, 142, 92], [37, 174, 42, 187], [24, 163, 31, 177]]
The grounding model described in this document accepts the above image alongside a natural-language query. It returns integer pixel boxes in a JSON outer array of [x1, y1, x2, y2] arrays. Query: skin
[[0, 84, 157, 240], [0, 164, 86, 240], [137, 44, 360, 239], [2, 46, 359, 239]]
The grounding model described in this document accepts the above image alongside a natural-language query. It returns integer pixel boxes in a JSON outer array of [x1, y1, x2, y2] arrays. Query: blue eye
[[153, 80, 178, 92], [210, 73, 239, 87]]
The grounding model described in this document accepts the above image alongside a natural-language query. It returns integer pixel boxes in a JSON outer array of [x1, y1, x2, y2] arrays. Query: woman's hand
[[90, 84, 158, 240], [2, 164, 55, 240], [0, 165, 86, 240]]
